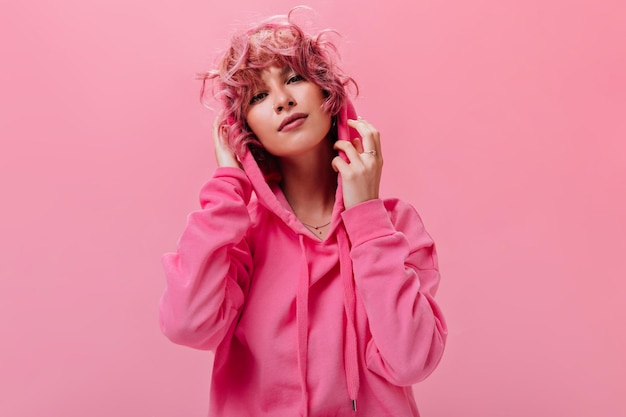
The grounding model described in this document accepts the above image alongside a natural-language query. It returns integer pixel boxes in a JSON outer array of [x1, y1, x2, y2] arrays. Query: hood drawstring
[[337, 227, 360, 411], [296, 235, 310, 417], [296, 230, 361, 415]]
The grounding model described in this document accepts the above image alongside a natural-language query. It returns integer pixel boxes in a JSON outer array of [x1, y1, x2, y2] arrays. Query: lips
[[278, 113, 308, 131]]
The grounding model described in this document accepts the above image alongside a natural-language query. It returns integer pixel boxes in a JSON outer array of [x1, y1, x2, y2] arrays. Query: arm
[[342, 198, 447, 386], [159, 167, 253, 351]]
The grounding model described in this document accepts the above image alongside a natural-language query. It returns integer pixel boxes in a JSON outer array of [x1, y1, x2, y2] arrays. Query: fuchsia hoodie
[[159, 101, 447, 417]]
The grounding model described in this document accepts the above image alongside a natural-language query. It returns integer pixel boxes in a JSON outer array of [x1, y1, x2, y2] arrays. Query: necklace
[[301, 220, 331, 235]]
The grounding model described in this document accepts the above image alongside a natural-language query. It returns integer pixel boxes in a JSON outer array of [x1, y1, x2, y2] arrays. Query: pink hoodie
[[159, 101, 447, 416]]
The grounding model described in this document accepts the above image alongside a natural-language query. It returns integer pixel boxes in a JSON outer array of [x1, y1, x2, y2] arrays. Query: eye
[[287, 74, 304, 84], [249, 91, 267, 104]]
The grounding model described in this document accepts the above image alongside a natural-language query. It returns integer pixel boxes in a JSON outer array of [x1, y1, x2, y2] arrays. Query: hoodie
[[159, 101, 447, 417]]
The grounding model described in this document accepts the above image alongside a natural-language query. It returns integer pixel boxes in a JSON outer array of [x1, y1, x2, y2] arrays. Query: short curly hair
[[199, 10, 357, 171]]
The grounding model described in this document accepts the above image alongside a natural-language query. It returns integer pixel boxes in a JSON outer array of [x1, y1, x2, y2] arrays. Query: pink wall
[[1, 0, 624, 416]]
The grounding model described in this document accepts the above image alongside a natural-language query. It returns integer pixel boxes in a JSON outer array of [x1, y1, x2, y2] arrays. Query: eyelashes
[[249, 92, 267, 104], [248, 73, 305, 105], [287, 74, 304, 83]]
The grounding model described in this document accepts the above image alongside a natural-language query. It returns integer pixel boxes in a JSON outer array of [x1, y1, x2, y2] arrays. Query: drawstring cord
[[338, 227, 360, 411], [296, 230, 360, 415], [296, 235, 310, 417]]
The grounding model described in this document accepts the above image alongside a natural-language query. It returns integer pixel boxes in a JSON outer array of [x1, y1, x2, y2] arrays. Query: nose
[[273, 91, 296, 113]]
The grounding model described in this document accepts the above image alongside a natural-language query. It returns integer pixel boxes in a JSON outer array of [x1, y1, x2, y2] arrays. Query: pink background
[[1, 0, 624, 416]]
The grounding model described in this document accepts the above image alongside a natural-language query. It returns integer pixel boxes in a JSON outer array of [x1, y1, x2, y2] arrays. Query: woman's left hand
[[332, 118, 383, 209]]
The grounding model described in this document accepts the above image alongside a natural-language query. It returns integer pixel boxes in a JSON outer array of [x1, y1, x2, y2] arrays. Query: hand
[[213, 113, 241, 169], [331, 117, 383, 209]]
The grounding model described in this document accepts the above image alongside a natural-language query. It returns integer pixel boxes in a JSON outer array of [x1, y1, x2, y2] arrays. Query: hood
[[239, 99, 359, 236], [238, 99, 361, 415]]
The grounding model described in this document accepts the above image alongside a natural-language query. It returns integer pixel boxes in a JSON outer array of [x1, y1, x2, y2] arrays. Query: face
[[244, 65, 332, 158]]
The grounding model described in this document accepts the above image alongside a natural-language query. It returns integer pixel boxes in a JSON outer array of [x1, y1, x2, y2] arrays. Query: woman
[[159, 11, 447, 417]]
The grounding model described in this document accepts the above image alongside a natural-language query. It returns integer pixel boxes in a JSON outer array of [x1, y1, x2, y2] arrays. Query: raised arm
[[342, 198, 447, 386], [159, 167, 253, 350]]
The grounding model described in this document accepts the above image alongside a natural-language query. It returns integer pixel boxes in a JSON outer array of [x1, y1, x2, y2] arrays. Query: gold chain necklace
[[301, 220, 331, 235]]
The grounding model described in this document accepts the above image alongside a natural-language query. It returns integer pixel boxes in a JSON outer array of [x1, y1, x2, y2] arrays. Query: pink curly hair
[[199, 10, 357, 173]]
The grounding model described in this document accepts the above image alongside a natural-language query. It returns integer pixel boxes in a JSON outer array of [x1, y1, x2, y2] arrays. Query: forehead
[[255, 65, 291, 85]]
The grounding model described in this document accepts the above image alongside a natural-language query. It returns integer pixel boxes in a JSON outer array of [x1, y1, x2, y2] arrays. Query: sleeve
[[158, 167, 254, 351], [341, 198, 447, 386]]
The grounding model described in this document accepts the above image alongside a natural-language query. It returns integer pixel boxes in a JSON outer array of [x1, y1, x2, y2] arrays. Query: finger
[[347, 118, 380, 154], [212, 118, 220, 140], [219, 126, 229, 145], [331, 155, 350, 173], [213, 114, 227, 143], [350, 118, 379, 152], [351, 137, 364, 154], [334, 140, 364, 165], [212, 113, 241, 168], [214, 125, 228, 149], [213, 110, 224, 130]]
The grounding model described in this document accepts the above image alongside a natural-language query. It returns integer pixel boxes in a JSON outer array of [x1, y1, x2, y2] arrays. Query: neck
[[278, 139, 337, 225]]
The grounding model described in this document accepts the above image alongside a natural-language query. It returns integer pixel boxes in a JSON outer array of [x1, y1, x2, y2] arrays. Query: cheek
[[322, 113, 333, 134], [245, 109, 265, 135], [245, 108, 275, 146]]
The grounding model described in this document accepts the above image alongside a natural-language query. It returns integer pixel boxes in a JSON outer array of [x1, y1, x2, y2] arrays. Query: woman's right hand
[[213, 114, 241, 169]]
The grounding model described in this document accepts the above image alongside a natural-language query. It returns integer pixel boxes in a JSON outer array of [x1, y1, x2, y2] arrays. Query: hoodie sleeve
[[341, 198, 447, 386], [159, 167, 253, 351]]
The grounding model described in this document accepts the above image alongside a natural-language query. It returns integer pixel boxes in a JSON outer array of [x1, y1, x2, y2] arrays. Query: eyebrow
[[256, 66, 294, 87]]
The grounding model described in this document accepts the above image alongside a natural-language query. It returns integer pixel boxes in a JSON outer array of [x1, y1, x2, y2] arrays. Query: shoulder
[[245, 194, 276, 237], [246, 194, 264, 225]]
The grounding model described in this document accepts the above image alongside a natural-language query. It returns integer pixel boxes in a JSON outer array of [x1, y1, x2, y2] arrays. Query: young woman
[[159, 11, 447, 417]]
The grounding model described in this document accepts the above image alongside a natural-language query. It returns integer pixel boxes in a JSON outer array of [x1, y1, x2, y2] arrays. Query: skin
[[245, 66, 332, 159], [213, 65, 383, 239]]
